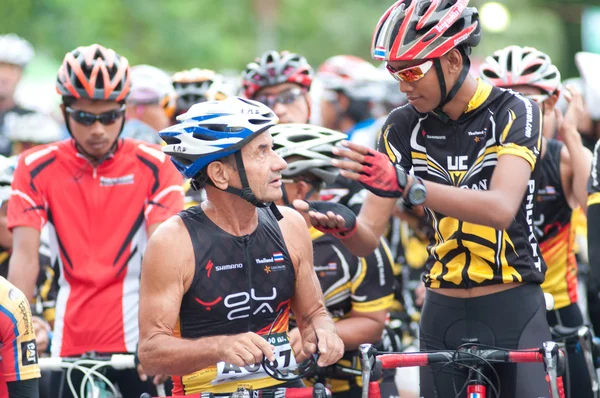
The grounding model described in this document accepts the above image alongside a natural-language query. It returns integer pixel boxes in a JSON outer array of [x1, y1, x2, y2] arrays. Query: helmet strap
[[223, 151, 283, 220], [433, 48, 472, 115]]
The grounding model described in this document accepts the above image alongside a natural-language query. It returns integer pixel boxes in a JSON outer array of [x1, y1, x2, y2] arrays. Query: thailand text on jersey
[[302, 228, 394, 393], [7, 138, 184, 357], [0, 277, 40, 396], [172, 206, 296, 395], [378, 79, 545, 289], [536, 139, 577, 309]]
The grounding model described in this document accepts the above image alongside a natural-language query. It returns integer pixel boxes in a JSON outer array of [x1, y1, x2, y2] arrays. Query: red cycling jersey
[[8, 138, 184, 357]]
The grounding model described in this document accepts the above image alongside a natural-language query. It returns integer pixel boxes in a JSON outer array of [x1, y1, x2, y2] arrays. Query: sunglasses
[[255, 88, 305, 109], [262, 309, 320, 381], [386, 60, 434, 83], [65, 105, 126, 126]]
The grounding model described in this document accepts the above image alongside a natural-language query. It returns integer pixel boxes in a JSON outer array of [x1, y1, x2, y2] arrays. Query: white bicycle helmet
[[4, 112, 63, 144], [480, 46, 561, 95], [0, 34, 34, 68], [129, 64, 177, 118], [172, 69, 229, 115], [160, 96, 279, 211], [271, 123, 346, 184]]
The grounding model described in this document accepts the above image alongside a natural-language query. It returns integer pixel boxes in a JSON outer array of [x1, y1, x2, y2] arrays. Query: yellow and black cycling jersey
[[536, 139, 578, 310], [301, 228, 395, 393], [378, 79, 545, 289]]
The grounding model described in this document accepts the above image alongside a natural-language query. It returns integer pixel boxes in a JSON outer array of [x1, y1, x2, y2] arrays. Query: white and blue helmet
[[160, 96, 278, 179]]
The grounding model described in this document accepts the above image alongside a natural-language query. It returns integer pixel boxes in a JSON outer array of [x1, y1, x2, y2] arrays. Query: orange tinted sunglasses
[[386, 60, 434, 83]]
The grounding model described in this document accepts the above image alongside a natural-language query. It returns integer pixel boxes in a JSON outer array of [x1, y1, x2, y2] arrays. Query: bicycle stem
[[542, 341, 562, 398], [359, 344, 374, 398]]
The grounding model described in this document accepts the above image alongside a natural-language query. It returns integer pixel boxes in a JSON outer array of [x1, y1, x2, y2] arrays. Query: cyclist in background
[[316, 55, 385, 149], [122, 64, 177, 144], [297, 0, 553, 396], [271, 123, 396, 398], [481, 44, 593, 398], [242, 50, 313, 124], [0, 276, 41, 398], [0, 34, 36, 156], [3, 111, 63, 155], [584, 51, 600, 337], [7, 44, 184, 397], [172, 68, 229, 122]]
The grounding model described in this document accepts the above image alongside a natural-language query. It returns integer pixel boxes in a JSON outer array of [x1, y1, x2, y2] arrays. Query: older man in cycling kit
[[296, 0, 553, 396], [138, 97, 344, 396], [7, 44, 184, 397]]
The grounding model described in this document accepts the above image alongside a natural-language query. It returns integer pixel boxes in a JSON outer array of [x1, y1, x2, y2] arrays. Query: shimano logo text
[[426, 135, 446, 140], [215, 263, 243, 272]]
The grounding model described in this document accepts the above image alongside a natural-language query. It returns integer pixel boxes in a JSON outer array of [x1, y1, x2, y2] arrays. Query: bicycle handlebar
[[377, 348, 544, 369], [38, 354, 136, 371]]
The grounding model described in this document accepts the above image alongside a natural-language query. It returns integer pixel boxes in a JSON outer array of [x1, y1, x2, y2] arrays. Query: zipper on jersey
[[243, 235, 252, 331]]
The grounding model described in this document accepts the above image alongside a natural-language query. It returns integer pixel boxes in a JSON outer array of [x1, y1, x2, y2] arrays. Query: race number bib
[[213, 333, 298, 385]]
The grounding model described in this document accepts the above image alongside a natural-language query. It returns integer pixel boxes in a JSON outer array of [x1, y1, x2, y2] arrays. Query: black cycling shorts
[[419, 283, 552, 398]]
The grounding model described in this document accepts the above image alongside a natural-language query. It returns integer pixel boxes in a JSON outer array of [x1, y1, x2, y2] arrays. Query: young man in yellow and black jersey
[[295, 1, 556, 396], [480, 45, 593, 398], [271, 123, 396, 398]]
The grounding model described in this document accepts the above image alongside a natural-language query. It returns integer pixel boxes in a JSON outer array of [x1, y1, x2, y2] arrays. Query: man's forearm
[[341, 221, 381, 257], [7, 253, 39, 301], [139, 333, 224, 376], [334, 316, 384, 351]]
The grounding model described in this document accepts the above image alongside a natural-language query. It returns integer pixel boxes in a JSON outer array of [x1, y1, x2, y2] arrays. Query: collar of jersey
[[464, 78, 493, 114], [69, 138, 123, 166], [309, 227, 325, 241]]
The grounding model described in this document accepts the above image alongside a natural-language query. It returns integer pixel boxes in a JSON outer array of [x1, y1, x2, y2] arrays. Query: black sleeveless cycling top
[[536, 139, 571, 242], [177, 206, 296, 339]]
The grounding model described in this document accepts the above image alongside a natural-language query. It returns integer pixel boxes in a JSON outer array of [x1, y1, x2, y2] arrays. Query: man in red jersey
[[7, 44, 184, 397]]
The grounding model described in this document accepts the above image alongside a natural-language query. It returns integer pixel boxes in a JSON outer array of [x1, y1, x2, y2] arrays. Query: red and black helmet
[[371, 0, 480, 62], [56, 44, 131, 102], [242, 50, 313, 99]]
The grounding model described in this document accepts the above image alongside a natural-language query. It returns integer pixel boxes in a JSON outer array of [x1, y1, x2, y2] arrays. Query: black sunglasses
[[262, 309, 320, 381], [255, 88, 304, 109], [65, 105, 126, 126]]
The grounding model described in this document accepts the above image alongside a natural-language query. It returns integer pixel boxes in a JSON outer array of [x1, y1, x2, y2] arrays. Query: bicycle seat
[[551, 324, 586, 339]]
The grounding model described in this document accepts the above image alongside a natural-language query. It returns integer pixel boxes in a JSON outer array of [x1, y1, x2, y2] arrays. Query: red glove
[[358, 149, 403, 198]]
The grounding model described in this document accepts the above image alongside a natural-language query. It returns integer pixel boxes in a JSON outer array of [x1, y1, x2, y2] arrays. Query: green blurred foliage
[[0, 0, 591, 78]]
